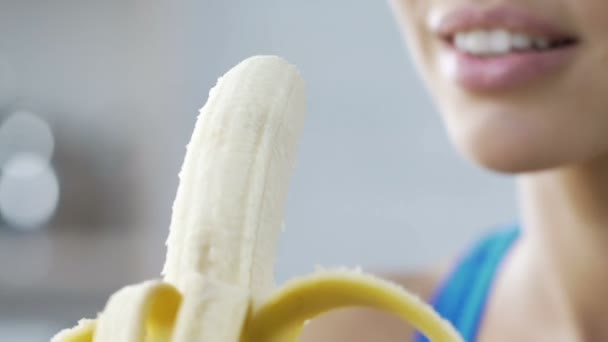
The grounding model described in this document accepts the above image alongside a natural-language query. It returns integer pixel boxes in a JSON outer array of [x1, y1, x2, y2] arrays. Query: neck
[[516, 155, 608, 339]]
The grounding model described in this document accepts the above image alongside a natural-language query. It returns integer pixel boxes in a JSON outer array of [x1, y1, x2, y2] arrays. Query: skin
[[301, 1, 608, 341]]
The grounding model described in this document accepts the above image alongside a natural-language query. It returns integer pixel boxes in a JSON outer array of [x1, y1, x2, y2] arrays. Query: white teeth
[[453, 29, 554, 56], [511, 33, 532, 50], [454, 33, 468, 51], [464, 31, 489, 54], [488, 29, 511, 54]]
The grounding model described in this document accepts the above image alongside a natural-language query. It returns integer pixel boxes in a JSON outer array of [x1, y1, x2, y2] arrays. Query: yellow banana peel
[[54, 271, 462, 342]]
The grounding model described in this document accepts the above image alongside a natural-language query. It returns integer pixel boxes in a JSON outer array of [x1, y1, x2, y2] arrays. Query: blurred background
[[0, 1, 517, 340]]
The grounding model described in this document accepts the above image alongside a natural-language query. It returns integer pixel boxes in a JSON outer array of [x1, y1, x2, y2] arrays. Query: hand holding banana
[[51, 56, 464, 342]]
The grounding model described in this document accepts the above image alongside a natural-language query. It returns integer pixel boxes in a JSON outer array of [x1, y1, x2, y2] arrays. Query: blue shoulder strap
[[414, 226, 520, 342]]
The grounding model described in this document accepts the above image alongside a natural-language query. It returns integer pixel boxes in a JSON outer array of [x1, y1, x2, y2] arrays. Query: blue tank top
[[414, 226, 520, 342]]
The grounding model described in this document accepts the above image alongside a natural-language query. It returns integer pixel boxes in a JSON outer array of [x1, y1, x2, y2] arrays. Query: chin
[[462, 148, 556, 174], [448, 129, 573, 175]]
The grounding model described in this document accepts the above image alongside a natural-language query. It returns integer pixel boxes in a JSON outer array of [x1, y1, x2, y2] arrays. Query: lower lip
[[441, 45, 577, 92]]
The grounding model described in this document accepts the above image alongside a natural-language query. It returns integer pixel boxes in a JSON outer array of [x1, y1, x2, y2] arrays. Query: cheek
[[389, 0, 437, 79], [572, 0, 608, 35]]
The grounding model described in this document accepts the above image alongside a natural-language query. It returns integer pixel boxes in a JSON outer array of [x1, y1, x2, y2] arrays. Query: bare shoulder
[[298, 263, 450, 342]]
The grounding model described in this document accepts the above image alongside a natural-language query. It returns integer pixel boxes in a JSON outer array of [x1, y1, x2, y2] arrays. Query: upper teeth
[[454, 29, 551, 56]]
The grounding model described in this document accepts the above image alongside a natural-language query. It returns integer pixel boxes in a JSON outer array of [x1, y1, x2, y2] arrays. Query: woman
[[301, 0, 608, 341]]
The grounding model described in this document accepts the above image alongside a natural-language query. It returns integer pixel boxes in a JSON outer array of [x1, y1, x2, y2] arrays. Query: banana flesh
[[170, 274, 250, 342], [51, 320, 95, 342], [51, 56, 464, 342], [161, 55, 305, 297]]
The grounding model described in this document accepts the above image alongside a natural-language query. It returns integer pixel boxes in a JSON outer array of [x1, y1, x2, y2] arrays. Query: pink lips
[[432, 6, 579, 92]]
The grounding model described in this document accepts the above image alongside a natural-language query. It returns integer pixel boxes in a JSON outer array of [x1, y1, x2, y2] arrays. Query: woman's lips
[[443, 45, 577, 92], [431, 6, 579, 92]]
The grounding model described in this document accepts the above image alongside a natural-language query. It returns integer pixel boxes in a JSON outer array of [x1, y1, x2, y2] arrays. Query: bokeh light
[[0, 154, 60, 230], [0, 111, 55, 166]]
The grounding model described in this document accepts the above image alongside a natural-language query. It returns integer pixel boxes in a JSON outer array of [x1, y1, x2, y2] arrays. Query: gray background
[[0, 1, 516, 340]]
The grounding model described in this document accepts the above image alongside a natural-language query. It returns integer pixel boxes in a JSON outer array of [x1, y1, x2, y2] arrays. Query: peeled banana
[[51, 56, 463, 342]]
